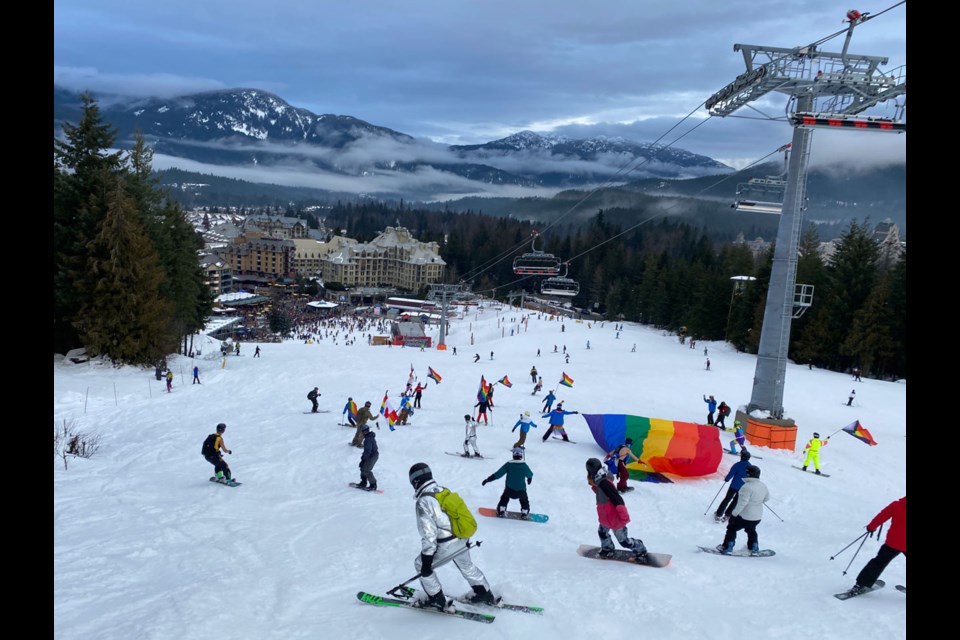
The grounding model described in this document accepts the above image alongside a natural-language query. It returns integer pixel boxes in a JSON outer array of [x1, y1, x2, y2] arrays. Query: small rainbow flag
[[842, 420, 878, 446], [427, 367, 442, 384], [380, 392, 399, 431], [477, 376, 492, 403], [498, 375, 513, 388], [559, 372, 574, 388]]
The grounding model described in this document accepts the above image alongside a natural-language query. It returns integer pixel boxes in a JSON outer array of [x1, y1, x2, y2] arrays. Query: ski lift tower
[[426, 283, 464, 350], [705, 10, 905, 418]]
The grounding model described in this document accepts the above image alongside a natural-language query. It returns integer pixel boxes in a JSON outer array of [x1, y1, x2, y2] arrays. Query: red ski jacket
[[867, 496, 906, 552]]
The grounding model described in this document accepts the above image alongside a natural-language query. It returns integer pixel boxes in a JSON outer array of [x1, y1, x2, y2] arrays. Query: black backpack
[[201, 433, 218, 457]]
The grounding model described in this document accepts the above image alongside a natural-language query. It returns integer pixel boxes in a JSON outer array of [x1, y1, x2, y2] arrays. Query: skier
[[565, 354, 570, 364], [846, 496, 906, 596], [631, 344, 636, 353], [541, 403, 579, 442], [802, 432, 830, 474], [352, 401, 378, 447], [605, 438, 642, 492], [715, 401, 730, 429], [482, 447, 534, 518], [511, 411, 538, 448], [235, 343, 240, 356], [202, 423, 235, 484], [715, 450, 752, 522], [408, 463, 496, 611], [490, 351, 494, 360], [342, 397, 357, 427], [703, 394, 717, 425], [474, 353, 480, 363], [717, 465, 769, 556], [530, 366, 538, 383], [254, 345, 261, 358], [847, 389, 856, 406], [192, 366, 200, 385], [474, 397, 491, 425], [356, 422, 379, 491], [414, 383, 426, 409], [705, 358, 711, 371], [852, 367, 862, 382], [462, 414, 481, 457], [308, 387, 321, 413], [166, 370, 173, 393], [585, 458, 648, 562], [586, 340, 591, 350]]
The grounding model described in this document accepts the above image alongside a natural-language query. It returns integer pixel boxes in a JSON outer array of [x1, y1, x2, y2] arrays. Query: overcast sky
[[54, 1, 906, 169]]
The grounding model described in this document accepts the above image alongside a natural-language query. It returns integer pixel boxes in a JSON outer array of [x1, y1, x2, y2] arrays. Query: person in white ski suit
[[409, 463, 495, 611], [463, 414, 481, 457]]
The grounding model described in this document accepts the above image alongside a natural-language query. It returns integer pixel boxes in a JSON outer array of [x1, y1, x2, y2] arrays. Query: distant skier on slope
[[202, 423, 235, 484], [462, 414, 481, 458]]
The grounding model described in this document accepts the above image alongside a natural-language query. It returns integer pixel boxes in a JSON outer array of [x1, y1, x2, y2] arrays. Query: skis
[[445, 452, 486, 460], [390, 586, 543, 615], [209, 477, 241, 487], [834, 580, 885, 600], [895, 585, 906, 594], [348, 483, 384, 494], [356, 591, 495, 623], [477, 507, 549, 523], [303, 410, 331, 414], [697, 545, 775, 558], [576, 544, 672, 567], [545, 437, 577, 444], [792, 466, 831, 478]]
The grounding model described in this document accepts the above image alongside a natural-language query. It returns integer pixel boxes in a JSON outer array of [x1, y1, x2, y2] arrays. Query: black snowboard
[[576, 544, 671, 567], [834, 580, 885, 600], [792, 466, 830, 477], [697, 545, 775, 558]]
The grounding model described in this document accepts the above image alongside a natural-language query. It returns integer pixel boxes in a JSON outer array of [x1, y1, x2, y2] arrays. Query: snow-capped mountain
[[53, 87, 730, 198]]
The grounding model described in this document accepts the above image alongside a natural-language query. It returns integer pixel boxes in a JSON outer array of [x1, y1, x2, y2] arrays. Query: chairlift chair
[[513, 230, 561, 275], [540, 263, 580, 297]]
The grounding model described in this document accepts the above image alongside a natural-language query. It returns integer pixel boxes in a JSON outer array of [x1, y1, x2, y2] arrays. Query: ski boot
[[632, 540, 648, 564], [520, 510, 530, 520], [461, 585, 497, 606], [418, 590, 454, 612], [364, 484, 377, 491], [462, 452, 471, 458], [801, 466, 807, 471], [815, 469, 821, 475], [846, 584, 868, 597], [714, 513, 727, 523], [716, 541, 734, 555], [496, 507, 506, 518], [356, 481, 368, 489]]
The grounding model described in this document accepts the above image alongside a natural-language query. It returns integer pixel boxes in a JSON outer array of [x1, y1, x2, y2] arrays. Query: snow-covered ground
[[54, 305, 906, 639]]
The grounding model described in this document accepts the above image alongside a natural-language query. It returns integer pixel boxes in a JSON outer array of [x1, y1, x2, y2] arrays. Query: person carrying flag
[[414, 383, 426, 409], [342, 397, 357, 427], [802, 432, 829, 474], [542, 402, 578, 442], [352, 401, 378, 447], [474, 397, 491, 425]]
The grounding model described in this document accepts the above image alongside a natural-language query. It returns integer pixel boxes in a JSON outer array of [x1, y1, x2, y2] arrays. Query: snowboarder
[[605, 438, 642, 492], [511, 411, 538, 448], [585, 458, 648, 562], [408, 463, 495, 611], [715, 401, 730, 429], [474, 353, 480, 363], [801, 432, 829, 474], [541, 403, 578, 442], [352, 401, 378, 447], [462, 415, 481, 457], [490, 351, 494, 360], [705, 358, 711, 371], [356, 422, 379, 491], [703, 394, 717, 425], [531, 377, 543, 395], [452, 347, 457, 355], [414, 383, 426, 409], [716, 465, 768, 556], [715, 449, 752, 521], [847, 389, 856, 406], [586, 340, 591, 350], [192, 366, 200, 384], [482, 448, 534, 518], [852, 367, 862, 382], [254, 346, 261, 358], [541, 390, 556, 413], [474, 397, 491, 425], [846, 496, 906, 596], [202, 423, 235, 484], [530, 366, 538, 383], [631, 344, 636, 353], [729, 420, 747, 454], [343, 397, 357, 427], [308, 387, 321, 413], [165, 370, 173, 393], [565, 354, 570, 364], [235, 343, 240, 356]]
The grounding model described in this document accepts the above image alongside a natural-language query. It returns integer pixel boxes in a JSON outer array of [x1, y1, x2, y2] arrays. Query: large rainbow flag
[[583, 414, 722, 477]]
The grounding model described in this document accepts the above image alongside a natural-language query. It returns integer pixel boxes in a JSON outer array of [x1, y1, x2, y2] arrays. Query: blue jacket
[[704, 397, 717, 413], [543, 392, 556, 405], [724, 459, 751, 491], [512, 418, 538, 433], [543, 409, 577, 426]]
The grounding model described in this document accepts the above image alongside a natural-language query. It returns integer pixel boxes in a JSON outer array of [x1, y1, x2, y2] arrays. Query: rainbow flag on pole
[[498, 375, 513, 388], [559, 372, 574, 388], [842, 420, 878, 446], [380, 392, 399, 431], [477, 376, 492, 403], [427, 367, 442, 384]]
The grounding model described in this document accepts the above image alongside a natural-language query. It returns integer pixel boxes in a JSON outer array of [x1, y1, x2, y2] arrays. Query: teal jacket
[[486, 460, 533, 491]]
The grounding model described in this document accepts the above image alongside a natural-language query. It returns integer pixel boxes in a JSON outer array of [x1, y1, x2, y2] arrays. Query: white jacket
[[414, 480, 455, 555], [464, 419, 477, 439], [731, 477, 770, 521]]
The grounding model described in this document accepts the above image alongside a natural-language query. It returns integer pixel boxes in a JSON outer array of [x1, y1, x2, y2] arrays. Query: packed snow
[[54, 304, 906, 639]]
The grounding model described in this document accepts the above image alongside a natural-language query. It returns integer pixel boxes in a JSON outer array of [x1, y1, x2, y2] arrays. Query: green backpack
[[434, 488, 478, 539]]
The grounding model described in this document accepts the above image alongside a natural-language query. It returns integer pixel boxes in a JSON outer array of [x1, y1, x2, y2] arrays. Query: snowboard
[[697, 545, 775, 558], [546, 437, 577, 444], [390, 586, 543, 615], [348, 483, 384, 494], [477, 507, 549, 523], [576, 544, 672, 567], [618, 486, 635, 493], [724, 450, 763, 459], [303, 410, 331, 414], [356, 591, 495, 623], [445, 452, 486, 460], [834, 580, 885, 600], [792, 466, 830, 477], [209, 477, 241, 487], [896, 585, 906, 594]]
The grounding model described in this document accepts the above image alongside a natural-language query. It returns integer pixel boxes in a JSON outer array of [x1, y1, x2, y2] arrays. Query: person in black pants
[[715, 450, 752, 521]]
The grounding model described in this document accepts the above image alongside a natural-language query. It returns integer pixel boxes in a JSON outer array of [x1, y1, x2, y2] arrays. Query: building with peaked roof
[[292, 236, 358, 277], [320, 226, 445, 293], [220, 236, 296, 282], [199, 253, 232, 295]]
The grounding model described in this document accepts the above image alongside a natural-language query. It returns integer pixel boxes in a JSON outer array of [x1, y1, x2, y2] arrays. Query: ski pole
[[703, 480, 728, 515], [387, 541, 482, 598], [763, 503, 784, 522], [829, 531, 869, 561]]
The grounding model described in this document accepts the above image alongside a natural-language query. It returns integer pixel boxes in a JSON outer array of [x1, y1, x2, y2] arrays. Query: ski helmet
[[409, 462, 433, 489], [740, 449, 751, 461], [512, 447, 524, 460], [625, 438, 633, 446], [813, 432, 820, 438], [734, 420, 742, 429], [464, 414, 471, 421], [365, 401, 372, 407], [216, 423, 226, 433], [586, 458, 604, 478], [524, 411, 531, 418], [361, 422, 372, 433], [745, 465, 761, 479]]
